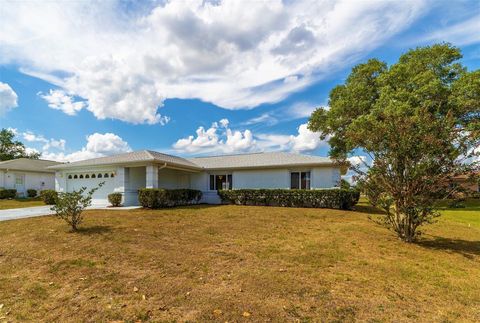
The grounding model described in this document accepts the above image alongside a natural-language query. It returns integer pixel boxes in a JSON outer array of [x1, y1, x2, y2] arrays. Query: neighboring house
[[49, 150, 346, 206], [0, 158, 63, 196], [449, 172, 480, 195]]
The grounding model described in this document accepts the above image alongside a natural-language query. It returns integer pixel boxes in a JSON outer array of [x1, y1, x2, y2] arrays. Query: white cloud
[[173, 119, 256, 154], [173, 119, 326, 154], [41, 132, 132, 162], [419, 14, 480, 46], [348, 155, 367, 166], [0, 0, 427, 123], [0, 82, 18, 114], [39, 89, 86, 116], [242, 113, 278, 126], [21, 131, 67, 151]]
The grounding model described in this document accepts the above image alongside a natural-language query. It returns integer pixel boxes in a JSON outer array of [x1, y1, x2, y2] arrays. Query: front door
[[14, 173, 25, 196]]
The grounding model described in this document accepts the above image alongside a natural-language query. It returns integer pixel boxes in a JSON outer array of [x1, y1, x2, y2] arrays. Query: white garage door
[[66, 172, 116, 205]]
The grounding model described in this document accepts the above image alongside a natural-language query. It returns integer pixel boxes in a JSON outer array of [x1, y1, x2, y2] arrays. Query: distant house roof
[[48, 150, 337, 171], [187, 152, 335, 170], [0, 158, 62, 173], [48, 150, 202, 170]]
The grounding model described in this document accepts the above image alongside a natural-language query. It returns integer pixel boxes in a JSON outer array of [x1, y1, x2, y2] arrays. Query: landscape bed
[[0, 200, 478, 321]]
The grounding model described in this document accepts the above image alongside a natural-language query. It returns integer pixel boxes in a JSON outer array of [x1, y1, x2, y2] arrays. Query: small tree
[[308, 44, 479, 242], [0, 128, 40, 161], [51, 183, 103, 231]]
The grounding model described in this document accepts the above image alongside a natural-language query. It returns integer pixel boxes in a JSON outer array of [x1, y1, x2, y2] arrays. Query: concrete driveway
[[0, 205, 54, 221], [0, 204, 141, 222]]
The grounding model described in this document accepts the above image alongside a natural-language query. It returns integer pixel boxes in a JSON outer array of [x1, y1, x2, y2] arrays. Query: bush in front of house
[[0, 189, 17, 199], [217, 189, 360, 210], [138, 188, 203, 208], [27, 189, 37, 198], [108, 193, 122, 207], [40, 189, 58, 205], [51, 183, 104, 231]]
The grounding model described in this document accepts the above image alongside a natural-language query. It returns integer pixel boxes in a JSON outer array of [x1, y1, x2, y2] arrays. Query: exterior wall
[[232, 169, 290, 189], [52, 165, 342, 206], [1, 170, 55, 196], [158, 168, 191, 189]]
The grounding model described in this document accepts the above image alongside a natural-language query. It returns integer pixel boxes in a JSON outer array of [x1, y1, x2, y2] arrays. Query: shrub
[[0, 189, 17, 199], [40, 190, 58, 205], [217, 189, 360, 210], [138, 188, 202, 208], [108, 193, 122, 207], [27, 189, 37, 198], [51, 183, 103, 231]]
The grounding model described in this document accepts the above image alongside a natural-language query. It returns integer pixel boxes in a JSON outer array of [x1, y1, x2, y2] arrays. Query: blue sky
[[0, 0, 479, 163]]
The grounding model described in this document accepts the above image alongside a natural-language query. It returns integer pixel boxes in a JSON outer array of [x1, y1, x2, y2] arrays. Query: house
[[0, 158, 63, 196], [49, 150, 345, 206], [448, 172, 480, 196]]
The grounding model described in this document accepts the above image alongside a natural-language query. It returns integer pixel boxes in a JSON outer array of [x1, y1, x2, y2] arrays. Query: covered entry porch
[[115, 164, 200, 206]]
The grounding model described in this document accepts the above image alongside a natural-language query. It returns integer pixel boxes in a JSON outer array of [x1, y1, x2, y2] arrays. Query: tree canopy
[[308, 43, 479, 242], [0, 128, 40, 161]]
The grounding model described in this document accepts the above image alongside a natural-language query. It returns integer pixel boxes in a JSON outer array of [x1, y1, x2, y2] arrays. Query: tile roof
[[48, 150, 336, 171], [0, 158, 62, 173], [188, 152, 334, 169]]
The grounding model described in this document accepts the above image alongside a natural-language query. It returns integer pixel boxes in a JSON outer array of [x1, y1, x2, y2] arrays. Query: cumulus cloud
[[173, 119, 326, 154], [41, 132, 132, 162], [0, 0, 427, 123], [39, 89, 86, 116], [21, 131, 67, 151], [0, 82, 18, 114]]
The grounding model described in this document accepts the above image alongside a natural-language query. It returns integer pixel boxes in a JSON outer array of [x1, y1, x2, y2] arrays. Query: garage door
[[66, 172, 116, 205]]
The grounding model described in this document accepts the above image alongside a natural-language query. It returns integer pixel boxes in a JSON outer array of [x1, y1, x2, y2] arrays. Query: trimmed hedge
[[108, 193, 122, 207], [138, 188, 203, 208], [218, 189, 360, 210], [0, 189, 17, 199], [27, 189, 37, 198], [40, 189, 58, 205]]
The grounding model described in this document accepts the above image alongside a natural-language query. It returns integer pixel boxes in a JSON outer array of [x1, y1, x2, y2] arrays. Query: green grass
[[0, 201, 478, 322], [0, 197, 45, 210]]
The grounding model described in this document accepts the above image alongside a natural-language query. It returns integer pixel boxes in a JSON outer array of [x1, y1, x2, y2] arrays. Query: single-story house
[[48, 150, 346, 206], [0, 158, 62, 196]]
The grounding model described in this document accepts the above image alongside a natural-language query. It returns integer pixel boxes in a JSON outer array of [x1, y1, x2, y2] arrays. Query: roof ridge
[[190, 152, 267, 159]]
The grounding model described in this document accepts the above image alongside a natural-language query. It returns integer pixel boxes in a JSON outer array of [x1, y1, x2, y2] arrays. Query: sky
[[0, 0, 479, 166]]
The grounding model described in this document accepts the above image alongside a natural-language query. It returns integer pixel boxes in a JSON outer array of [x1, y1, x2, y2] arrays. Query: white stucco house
[[49, 150, 345, 206], [0, 158, 62, 196]]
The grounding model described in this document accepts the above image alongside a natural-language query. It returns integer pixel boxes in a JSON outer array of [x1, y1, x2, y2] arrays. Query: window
[[291, 171, 311, 189], [85, 174, 90, 179], [98, 174, 102, 178], [79, 174, 84, 179], [91, 174, 96, 178], [110, 173, 115, 178], [209, 174, 233, 190], [73, 175, 78, 179], [104, 173, 109, 178], [68, 175, 72, 179], [15, 176, 24, 185]]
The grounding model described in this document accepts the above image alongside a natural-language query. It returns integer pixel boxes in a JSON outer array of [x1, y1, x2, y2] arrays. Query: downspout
[[158, 162, 167, 171]]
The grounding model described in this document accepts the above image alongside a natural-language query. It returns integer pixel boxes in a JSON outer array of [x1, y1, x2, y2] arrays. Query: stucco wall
[[1, 170, 55, 195], [232, 169, 290, 189], [158, 168, 191, 189]]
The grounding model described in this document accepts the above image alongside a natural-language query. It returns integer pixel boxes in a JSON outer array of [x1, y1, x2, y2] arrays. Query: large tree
[[308, 44, 479, 242], [0, 128, 40, 161]]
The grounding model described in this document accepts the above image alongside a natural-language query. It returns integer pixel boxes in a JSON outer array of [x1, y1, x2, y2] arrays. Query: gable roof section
[[48, 150, 201, 170], [188, 152, 335, 170], [0, 158, 62, 173]]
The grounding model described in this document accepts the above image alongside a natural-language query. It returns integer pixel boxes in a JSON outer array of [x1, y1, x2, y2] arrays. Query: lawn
[[0, 202, 478, 322], [0, 198, 45, 210]]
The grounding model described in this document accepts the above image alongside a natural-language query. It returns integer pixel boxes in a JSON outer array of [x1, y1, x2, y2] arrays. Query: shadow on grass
[[417, 235, 480, 259], [75, 225, 112, 235], [353, 204, 386, 215]]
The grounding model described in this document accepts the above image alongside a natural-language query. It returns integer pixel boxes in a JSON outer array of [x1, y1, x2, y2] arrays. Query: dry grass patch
[[0, 198, 44, 210], [0, 203, 479, 322]]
